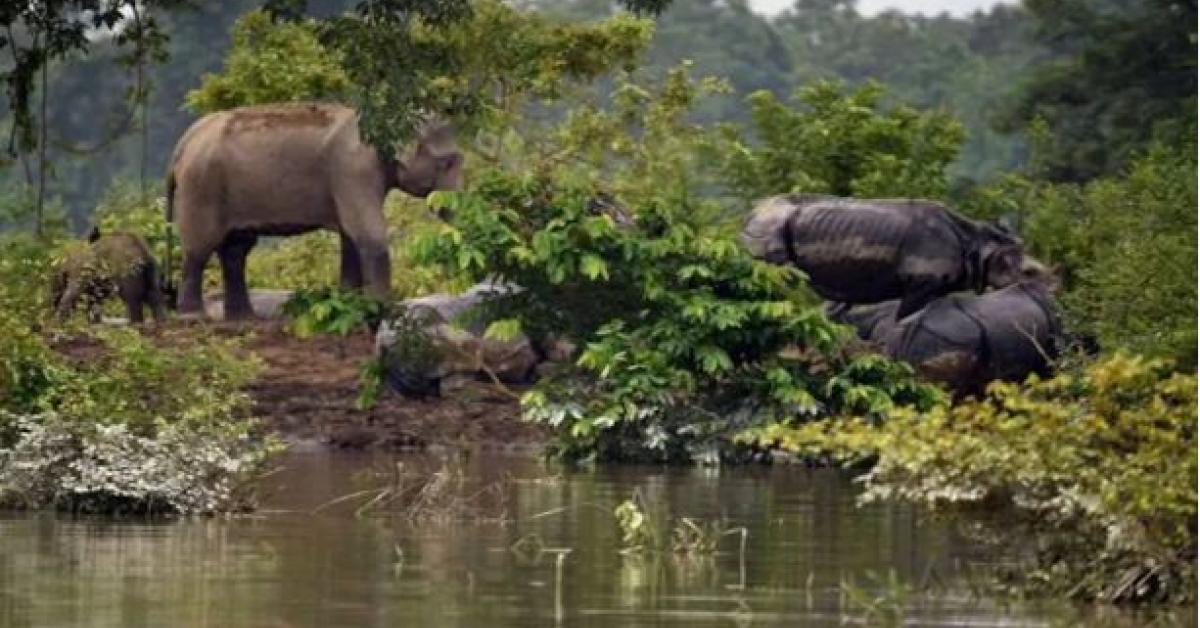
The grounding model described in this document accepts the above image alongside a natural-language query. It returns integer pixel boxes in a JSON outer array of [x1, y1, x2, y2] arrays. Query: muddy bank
[[51, 319, 548, 452]]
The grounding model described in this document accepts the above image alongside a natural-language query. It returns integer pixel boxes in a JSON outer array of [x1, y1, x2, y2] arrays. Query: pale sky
[[749, 0, 1015, 17]]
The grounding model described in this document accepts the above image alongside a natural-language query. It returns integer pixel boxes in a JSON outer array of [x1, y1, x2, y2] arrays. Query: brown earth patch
[[49, 320, 549, 452]]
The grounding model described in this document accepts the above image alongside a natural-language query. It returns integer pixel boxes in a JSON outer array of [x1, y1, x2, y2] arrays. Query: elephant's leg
[[218, 233, 257, 320], [126, 295, 145, 324], [118, 278, 145, 324], [143, 263, 166, 322], [355, 235, 390, 303], [178, 248, 213, 316], [55, 280, 82, 321], [339, 232, 364, 291], [332, 180, 389, 302]]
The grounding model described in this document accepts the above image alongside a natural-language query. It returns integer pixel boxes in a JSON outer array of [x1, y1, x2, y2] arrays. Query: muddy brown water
[[0, 450, 1188, 627]]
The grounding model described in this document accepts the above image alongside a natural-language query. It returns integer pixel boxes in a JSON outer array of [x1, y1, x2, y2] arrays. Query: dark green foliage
[[721, 80, 964, 201], [999, 0, 1197, 180], [417, 172, 942, 462], [964, 140, 1197, 368], [282, 287, 387, 338]]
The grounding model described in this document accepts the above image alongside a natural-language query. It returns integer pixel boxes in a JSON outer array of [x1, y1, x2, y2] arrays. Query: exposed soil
[[50, 319, 549, 452]]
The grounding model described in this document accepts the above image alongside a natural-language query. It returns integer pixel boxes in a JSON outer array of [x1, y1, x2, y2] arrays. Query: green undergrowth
[[0, 235, 279, 515], [748, 353, 1197, 605]]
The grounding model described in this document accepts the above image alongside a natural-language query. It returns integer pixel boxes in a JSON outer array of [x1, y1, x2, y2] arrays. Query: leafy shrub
[[185, 9, 351, 115], [964, 141, 1197, 366], [720, 80, 964, 202], [419, 172, 941, 462], [751, 353, 1197, 604], [282, 287, 386, 338], [45, 326, 261, 436]]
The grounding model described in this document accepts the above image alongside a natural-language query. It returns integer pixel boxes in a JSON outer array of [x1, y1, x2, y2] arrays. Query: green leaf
[[580, 254, 609, 280], [484, 318, 523, 341]]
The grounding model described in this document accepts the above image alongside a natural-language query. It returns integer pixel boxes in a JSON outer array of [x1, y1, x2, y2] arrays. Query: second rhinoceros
[[375, 282, 540, 399], [882, 278, 1062, 397], [742, 195, 1026, 318]]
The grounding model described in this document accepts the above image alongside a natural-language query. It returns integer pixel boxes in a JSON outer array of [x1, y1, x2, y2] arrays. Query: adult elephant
[[166, 103, 463, 319], [742, 194, 1026, 319]]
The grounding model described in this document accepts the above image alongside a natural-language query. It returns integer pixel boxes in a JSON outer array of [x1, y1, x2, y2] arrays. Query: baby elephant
[[51, 228, 166, 324]]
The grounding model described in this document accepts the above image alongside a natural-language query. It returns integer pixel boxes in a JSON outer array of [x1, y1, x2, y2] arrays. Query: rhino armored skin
[[167, 103, 463, 319], [882, 280, 1061, 397], [825, 300, 901, 347], [743, 195, 1026, 318], [375, 282, 539, 399], [51, 228, 166, 324]]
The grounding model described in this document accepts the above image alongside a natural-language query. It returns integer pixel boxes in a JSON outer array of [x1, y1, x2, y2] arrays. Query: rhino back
[[172, 103, 372, 234], [887, 296, 983, 364], [788, 200, 925, 301]]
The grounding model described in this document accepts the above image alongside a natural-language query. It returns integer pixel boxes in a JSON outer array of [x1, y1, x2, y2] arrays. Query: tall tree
[[1000, 0, 1197, 181]]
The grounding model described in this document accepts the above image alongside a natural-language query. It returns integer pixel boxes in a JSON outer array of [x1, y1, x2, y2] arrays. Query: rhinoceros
[[375, 281, 540, 399], [882, 278, 1061, 397], [825, 300, 901, 347], [742, 195, 1026, 319], [167, 103, 463, 319]]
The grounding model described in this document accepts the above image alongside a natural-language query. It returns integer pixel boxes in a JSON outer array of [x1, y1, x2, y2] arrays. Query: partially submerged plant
[[614, 490, 746, 557], [314, 460, 511, 523]]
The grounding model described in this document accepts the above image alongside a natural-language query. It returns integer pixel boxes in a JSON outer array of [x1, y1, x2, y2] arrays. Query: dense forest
[[0, 0, 1071, 224], [0, 0, 1194, 611]]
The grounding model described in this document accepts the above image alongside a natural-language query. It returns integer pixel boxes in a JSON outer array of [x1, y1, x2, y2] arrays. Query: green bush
[[720, 80, 964, 202], [282, 287, 385, 338], [418, 172, 941, 462], [0, 238, 274, 513], [185, 9, 351, 115], [964, 141, 1197, 366], [751, 353, 1197, 604]]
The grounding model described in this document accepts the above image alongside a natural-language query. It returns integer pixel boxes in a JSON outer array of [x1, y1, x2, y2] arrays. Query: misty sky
[[748, 0, 1015, 17]]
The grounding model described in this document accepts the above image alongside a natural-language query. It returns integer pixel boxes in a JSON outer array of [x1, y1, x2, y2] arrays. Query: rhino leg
[[218, 233, 257, 320], [339, 232, 364, 290]]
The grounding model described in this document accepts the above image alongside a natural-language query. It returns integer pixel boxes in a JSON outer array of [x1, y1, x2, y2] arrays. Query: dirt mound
[[51, 320, 548, 452]]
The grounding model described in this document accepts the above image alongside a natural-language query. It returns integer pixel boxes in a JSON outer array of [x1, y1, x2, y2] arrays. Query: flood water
[[0, 450, 1188, 627]]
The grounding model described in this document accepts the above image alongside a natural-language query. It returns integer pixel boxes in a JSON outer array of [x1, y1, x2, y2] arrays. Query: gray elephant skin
[[879, 280, 1061, 397], [52, 229, 166, 324], [743, 194, 1026, 319], [166, 102, 463, 319]]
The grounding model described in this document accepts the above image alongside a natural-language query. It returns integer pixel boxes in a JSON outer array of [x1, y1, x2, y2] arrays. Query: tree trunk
[[35, 57, 47, 238]]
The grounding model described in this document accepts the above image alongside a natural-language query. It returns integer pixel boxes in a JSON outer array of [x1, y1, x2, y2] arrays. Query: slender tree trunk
[[132, 2, 149, 197], [36, 56, 47, 238]]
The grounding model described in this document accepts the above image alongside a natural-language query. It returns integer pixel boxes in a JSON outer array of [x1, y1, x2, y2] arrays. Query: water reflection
[[0, 450, 1181, 627]]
